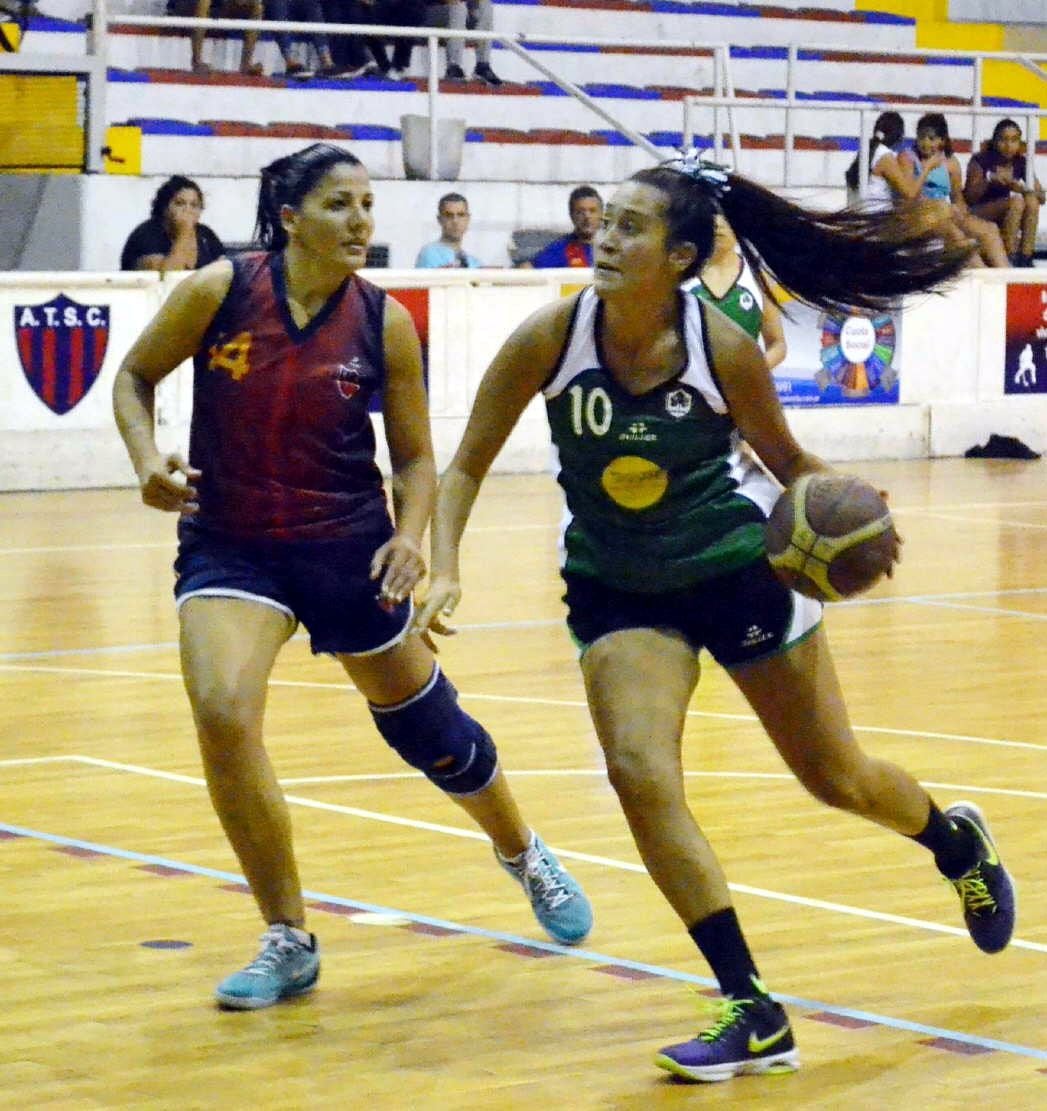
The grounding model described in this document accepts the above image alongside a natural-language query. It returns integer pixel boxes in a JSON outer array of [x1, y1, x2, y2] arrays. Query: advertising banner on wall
[[773, 300, 902, 407], [1004, 282, 1047, 395]]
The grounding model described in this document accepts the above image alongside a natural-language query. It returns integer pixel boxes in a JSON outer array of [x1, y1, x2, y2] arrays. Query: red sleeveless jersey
[[189, 252, 390, 540]]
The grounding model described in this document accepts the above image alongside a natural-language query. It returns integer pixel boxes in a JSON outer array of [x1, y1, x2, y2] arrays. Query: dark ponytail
[[632, 160, 973, 315], [844, 111, 904, 194], [255, 143, 363, 250]]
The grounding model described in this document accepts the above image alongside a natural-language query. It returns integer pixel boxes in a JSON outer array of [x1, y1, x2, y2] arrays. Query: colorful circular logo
[[818, 311, 897, 396]]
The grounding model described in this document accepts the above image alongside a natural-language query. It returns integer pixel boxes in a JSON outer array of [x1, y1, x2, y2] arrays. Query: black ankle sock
[[910, 802, 978, 879], [688, 907, 763, 1000]]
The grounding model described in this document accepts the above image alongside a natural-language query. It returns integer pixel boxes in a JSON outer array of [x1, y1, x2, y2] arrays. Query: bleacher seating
[[15, 0, 1043, 267], [25, 0, 1042, 186]]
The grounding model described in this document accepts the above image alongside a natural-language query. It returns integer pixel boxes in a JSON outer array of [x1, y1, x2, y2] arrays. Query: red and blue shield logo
[[14, 293, 110, 415]]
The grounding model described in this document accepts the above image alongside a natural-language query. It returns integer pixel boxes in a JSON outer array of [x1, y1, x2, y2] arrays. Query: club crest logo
[[14, 293, 109, 415], [665, 387, 692, 419], [335, 356, 364, 400]]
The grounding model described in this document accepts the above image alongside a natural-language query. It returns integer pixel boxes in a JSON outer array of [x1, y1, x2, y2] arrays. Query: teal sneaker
[[496, 833, 593, 946], [655, 990, 799, 1083], [215, 923, 320, 1010]]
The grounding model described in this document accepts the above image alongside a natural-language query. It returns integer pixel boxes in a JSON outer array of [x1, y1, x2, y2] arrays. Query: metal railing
[[4, 2, 1045, 181], [683, 96, 1046, 191]]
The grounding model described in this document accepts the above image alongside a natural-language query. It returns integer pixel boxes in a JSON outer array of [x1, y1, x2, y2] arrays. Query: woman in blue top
[[901, 113, 1008, 268], [417, 155, 1015, 1084]]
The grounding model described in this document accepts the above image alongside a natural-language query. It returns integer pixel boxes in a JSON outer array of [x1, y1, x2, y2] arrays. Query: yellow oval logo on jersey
[[601, 455, 668, 510]]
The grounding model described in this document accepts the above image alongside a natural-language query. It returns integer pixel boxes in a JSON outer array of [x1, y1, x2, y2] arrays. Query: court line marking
[[1, 818, 1044, 1063], [897, 511, 1047, 532], [905, 599, 1047, 622], [5, 755, 1047, 801], [0, 662, 1043, 754], [1, 586, 1044, 664], [4, 754, 1046, 956]]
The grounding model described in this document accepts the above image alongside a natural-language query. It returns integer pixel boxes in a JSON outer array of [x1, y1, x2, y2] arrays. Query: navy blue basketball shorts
[[173, 520, 412, 656], [562, 558, 822, 669]]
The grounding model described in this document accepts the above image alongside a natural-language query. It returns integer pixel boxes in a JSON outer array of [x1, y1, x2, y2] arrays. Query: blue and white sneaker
[[215, 923, 320, 1010], [496, 833, 593, 946]]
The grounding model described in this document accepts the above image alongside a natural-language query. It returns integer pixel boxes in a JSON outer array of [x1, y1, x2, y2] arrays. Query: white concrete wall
[[1, 267, 1043, 493]]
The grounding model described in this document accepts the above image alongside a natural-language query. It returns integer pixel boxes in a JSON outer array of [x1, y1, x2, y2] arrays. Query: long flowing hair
[[255, 143, 363, 250], [631, 161, 973, 315]]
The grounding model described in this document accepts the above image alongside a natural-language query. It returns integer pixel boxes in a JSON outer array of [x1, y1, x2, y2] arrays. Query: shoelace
[[953, 869, 996, 913], [523, 849, 573, 909], [243, 929, 307, 977], [698, 998, 752, 1043]]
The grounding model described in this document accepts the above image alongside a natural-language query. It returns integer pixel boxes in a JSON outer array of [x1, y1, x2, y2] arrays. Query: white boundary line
[[0, 660, 1043, 753], [2, 754, 1045, 955]]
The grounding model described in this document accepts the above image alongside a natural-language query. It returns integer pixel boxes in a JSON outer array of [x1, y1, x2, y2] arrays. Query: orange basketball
[[764, 473, 898, 602]]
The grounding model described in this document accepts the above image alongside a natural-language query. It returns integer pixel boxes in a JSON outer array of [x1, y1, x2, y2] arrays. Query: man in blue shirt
[[522, 185, 603, 269], [415, 193, 483, 268]]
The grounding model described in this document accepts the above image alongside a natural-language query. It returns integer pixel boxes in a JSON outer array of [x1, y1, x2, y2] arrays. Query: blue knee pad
[[369, 667, 498, 797]]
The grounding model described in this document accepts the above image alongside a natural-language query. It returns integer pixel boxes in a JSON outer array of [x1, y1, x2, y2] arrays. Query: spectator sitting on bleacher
[[520, 185, 603, 269], [266, 0, 340, 77], [351, 0, 426, 79], [120, 175, 225, 273], [844, 111, 905, 211], [425, 0, 502, 85], [415, 192, 482, 267], [167, 0, 264, 76], [323, 1, 388, 77], [900, 113, 1008, 269], [964, 118, 1045, 268]]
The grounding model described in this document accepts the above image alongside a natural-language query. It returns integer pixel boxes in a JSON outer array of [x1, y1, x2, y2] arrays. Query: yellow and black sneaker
[[945, 801, 1016, 954], [655, 985, 799, 1083]]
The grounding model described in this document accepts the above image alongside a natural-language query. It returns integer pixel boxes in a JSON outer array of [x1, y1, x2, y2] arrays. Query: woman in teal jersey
[[900, 113, 1008, 268], [415, 156, 1015, 1083], [685, 214, 786, 369]]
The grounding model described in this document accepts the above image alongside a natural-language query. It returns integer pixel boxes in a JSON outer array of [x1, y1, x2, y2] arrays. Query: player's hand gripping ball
[[764, 473, 899, 602]]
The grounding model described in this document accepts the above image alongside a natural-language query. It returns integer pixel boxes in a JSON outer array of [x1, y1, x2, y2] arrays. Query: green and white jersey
[[684, 258, 763, 341], [545, 288, 780, 594]]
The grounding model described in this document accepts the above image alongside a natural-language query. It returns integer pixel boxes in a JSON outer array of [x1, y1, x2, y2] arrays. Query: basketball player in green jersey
[[416, 156, 1015, 1083], [685, 214, 786, 370]]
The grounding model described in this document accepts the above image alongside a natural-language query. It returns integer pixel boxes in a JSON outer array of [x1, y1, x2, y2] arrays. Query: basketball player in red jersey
[[113, 144, 592, 1010]]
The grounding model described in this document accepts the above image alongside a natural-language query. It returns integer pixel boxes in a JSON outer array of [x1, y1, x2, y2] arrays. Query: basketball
[[764, 473, 898, 602]]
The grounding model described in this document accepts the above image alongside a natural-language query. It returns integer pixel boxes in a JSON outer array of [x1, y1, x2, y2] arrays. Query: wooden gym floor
[[0, 459, 1044, 1109]]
